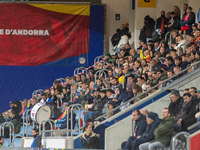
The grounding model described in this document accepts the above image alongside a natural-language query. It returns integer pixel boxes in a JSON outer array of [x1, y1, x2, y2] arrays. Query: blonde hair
[[106, 104, 114, 118]]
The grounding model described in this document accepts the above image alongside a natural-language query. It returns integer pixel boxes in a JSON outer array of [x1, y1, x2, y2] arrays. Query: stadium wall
[[0, 4, 104, 112]]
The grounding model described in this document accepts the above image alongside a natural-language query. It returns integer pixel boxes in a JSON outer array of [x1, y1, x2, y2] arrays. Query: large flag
[[0, 4, 90, 66]]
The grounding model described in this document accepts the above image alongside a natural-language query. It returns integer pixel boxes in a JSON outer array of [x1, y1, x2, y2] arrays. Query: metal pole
[[172, 132, 190, 150]]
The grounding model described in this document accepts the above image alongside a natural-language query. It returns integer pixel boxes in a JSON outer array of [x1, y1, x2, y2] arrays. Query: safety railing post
[[23, 109, 32, 137], [12, 135, 23, 147], [165, 31, 171, 42], [183, 42, 190, 53], [172, 132, 190, 150]]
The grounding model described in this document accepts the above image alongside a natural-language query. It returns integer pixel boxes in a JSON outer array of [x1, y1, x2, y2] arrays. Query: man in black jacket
[[175, 93, 199, 131], [168, 90, 183, 118], [156, 10, 168, 39], [121, 110, 147, 150], [167, 11, 181, 31]]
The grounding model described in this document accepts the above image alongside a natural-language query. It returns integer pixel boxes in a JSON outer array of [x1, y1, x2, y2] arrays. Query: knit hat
[[144, 15, 150, 21], [105, 52, 111, 57], [108, 101, 116, 108], [192, 23, 198, 28], [118, 76, 125, 84], [147, 113, 158, 121]]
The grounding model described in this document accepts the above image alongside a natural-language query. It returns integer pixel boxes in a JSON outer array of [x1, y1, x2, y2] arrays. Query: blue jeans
[[121, 136, 136, 150], [84, 111, 99, 121]]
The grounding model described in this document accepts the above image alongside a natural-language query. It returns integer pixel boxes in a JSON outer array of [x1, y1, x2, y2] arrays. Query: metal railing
[[39, 119, 56, 137], [177, 43, 185, 56], [74, 67, 86, 76], [122, 72, 139, 89], [12, 135, 23, 147], [23, 109, 35, 137], [172, 132, 190, 150], [183, 42, 190, 53], [188, 121, 200, 131], [0, 122, 14, 147], [32, 89, 44, 98], [165, 31, 171, 42], [94, 55, 104, 65], [67, 104, 85, 136], [53, 78, 66, 87], [94, 69, 107, 83], [95, 61, 200, 121]]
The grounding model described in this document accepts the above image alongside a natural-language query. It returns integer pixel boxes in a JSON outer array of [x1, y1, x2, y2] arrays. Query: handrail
[[32, 89, 44, 98], [53, 78, 66, 86], [67, 104, 84, 136], [188, 121, 200, 131], [122, 72, 139, 89], [74, 67, 86, 76], [43, 119, 56, 137], [0, 122, 14, 147], [94, 69, 108, 83], [165, 31, 171, 41], [172, 132, 190, 150], [94, 55, 104, 65], [177, 43, 185, 56], [158, 57, 166, 64], [39, 119, 56, 137], [22, 109, 32, 137], [95, 61, 200, 121], [12, 135, 23, 147], [169, 30, 178, 49]]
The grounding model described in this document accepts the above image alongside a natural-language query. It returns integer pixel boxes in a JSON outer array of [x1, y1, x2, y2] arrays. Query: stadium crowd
[[1, 3, 200, 149]]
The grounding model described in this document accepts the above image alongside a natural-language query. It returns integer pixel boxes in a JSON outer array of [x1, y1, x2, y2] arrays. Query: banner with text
[[0, 4, 90, 66]]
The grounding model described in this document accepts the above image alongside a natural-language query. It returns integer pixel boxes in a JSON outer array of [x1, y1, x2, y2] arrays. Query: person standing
[[31, 128, 42, 148], [81, 124, 100, 149], [156, 11, 168, 39]]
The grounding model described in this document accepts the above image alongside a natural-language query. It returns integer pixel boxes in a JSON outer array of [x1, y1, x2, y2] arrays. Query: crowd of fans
[[1, 3, 200, 149]]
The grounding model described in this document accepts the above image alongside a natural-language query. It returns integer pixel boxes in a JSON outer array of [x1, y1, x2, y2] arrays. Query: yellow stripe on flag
[[29, 4, 90, 16]]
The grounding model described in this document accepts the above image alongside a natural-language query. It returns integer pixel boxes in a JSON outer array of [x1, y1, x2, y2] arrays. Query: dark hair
[[167, 69, 174, 74], [183, 93, 192, 97], [190, 87, 197, 93], [32, 128, 39, 133], [84, 123, 92, 129], [41, 93, 47, 97], [133, 109, 141, 116], [86, 118, 94, 124], [128, 74, 135, 79], [166, 56, 173, 62], [81, 74, 86, 77], [171, 90, 180, 97], [184, 4, 188, 6], [184, 88, 189, 91], [54, 80, 59, 84], [164, 108, 171, 115], [196, 51, 200, 56], [10, 111, 16, 115], [175, 56, 182, 61]]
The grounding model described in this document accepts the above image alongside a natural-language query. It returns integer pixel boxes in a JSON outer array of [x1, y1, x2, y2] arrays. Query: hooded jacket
[[116, 86, 127, 106], [153, 116, 175, 146], [81, 132, 100, 149]]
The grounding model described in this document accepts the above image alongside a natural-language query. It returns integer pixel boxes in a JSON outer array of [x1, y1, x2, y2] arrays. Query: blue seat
[[25, 125, 33, 136], [14, 126, 24, 136], [13, 138, 21, 147], [3, 138, 10, 147]]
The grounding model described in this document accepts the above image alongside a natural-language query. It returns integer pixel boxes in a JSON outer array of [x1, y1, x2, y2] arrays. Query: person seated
[[106, 101, 116, 118], [84, 88, 103, 121], [55, 104, 76, 130], [81, 124, 100, 149], [131, 113, 161, 150], [121, 110, 147, 150], [168, 90, 183, 118], [114, 86, 127, 106], [139, 108, 175, 150], [21, 99, 31, 120], [175, 93, 199, 132], [53, 80, 63, 93]]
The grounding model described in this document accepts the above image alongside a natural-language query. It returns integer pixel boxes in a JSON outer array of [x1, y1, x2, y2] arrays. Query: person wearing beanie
[[104, 52, 111, 62], [130, 112, 160, 150], [144, 15, 155, 42]]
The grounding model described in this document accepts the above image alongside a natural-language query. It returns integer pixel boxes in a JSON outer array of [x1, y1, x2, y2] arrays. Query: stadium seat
[[12, 138, 21, 147], [3, 138, 10, 147]]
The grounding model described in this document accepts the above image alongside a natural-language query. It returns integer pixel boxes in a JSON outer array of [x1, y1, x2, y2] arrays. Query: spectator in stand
[[111, 28, 121, 47], [180, 6, 196, 39], [154, 42, 160, 52], [147, 71, 156, 84], [159, 47, 167, 57], [144, 15, 155, 42], [175, 93, 199, 132], [174, 56, 188, 70], [44, 88, 51, 98], [189, 87, 198, 101], [31, 128, 42, 148], [191, 23, 198, 34], [88, 70, 95, 83], [31, 98, 38, 108], [137, 76, 147, 92], [132, 84, 145, 103], [21, 99, 31, 120], [173, 66, 182, 76], [170, 49, 177, 59], [114, 86, 127, 106], [182, 4, 188, 17], [65, 77, 71, 88], [139, 108, 175, 150], [168, 90, 183, 118], [121, 110, 147, 150], [62, 87, 71, 108], [128, 74, 136, 84], [81, 74, 89, 85], [140, 109, 149, 116], [81, 124, 100, 149], [171, 30, 178, 46], [184, 88, 189, 94], [131, 113, 161, 150], [165, 56, 175, 70], [53, 80, 63, 93], [156, 10, 168, 39], [96, 79, 105, 89], [173, 6, 180, 20], [106, 101, 116, 118], [122, 82, 134, 103], [129, 49, 138, 61], [12, 100, 22, 116], [167, 11, 181, 32]]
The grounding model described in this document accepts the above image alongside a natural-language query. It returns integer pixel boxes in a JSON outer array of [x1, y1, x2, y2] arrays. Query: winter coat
[[81, 132, 100, 149], [180, 12, 195, 35], [59, 112, 76, 130], [168, 97, 183, 118], [142, 118, 161, 141], [176, 97, 199, 121], [11, 115, 21, 134], [134, 114, 147, 137], [153, 116, 175, 146], [31, 135, 42, 148], [156, 16, 168, 33], [169, 16, 181, 31]]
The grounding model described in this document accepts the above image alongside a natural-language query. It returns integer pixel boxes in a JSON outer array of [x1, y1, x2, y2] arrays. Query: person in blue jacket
[[180, 6, 195, 36], [31, 128, 42, 148], [131, 113, 161, 150], [121, 110, 147, 150]]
